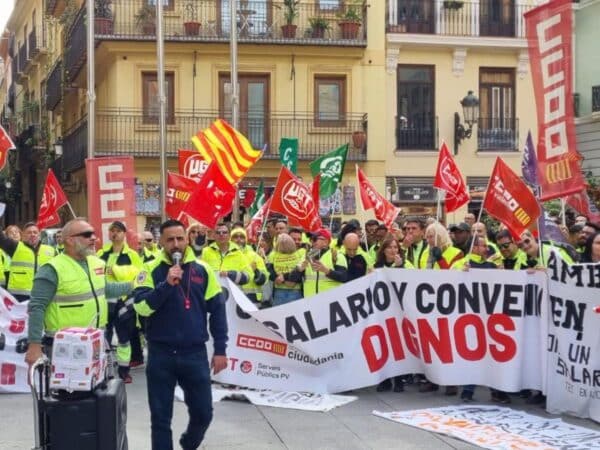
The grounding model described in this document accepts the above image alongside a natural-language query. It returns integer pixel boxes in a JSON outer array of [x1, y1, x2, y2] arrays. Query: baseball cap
[[449, 222, 471, 232], [312, 228, 332, 241], [109, 221, 127, 232]]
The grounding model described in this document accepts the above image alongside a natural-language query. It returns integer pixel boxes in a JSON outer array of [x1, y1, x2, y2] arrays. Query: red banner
[[566, 190, 600, 224], [37, 169, 69, 230], [246, 199, 271, 243], [483, 158, 541, 239], [356, 165, 400, 229], [433, 142, 470, 213], [0, 125, 15, 172], [269, 167, 322, 232], [166, 172, 198, 221], [525, 0, 585, 201], [86, 157, 138, 246], [183, 162, 236, 228], [178, 149, 208, 181]]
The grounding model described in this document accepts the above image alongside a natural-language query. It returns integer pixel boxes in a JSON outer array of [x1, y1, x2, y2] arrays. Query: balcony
[[593, 86, 600, 113], [63, 118, 88, 172], [16, 45, 28, 82], [46, 61, 62, 111], [395, 115, 438, 150], [477, 117, 519, 151], [7, 84, 15, 110], [387, 0, 532, 38], [28, 25, 47, 60], [88, 0, 366, 46], [94, 108, 367, 160], [64, 7, 86, 83]]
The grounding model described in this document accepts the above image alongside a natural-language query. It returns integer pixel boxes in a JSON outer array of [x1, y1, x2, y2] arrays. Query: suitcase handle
[[29, 356, 49, 450]]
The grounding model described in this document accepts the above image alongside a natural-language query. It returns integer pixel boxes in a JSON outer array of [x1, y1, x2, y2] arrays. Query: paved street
[[3, 371, 600, 450]]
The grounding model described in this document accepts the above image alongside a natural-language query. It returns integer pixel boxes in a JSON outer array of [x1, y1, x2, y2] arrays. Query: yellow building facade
[[1, 0, 540, 231]]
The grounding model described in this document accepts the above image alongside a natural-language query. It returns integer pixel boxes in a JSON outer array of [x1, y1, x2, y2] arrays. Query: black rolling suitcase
[[30, 358, 128, 450]]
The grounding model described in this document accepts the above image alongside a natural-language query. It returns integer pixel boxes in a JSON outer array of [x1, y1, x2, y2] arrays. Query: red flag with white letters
[[356, 165, 400, 229], [166, 172, 198, 220], [269, 167, 321, 232], [483, 158, 541, 239], [0, 125, 15, 172], [525, 0, 585, 201], [183, 162, 236, 228], [37, 169, 68, 230], [433, 142, 469, 213]]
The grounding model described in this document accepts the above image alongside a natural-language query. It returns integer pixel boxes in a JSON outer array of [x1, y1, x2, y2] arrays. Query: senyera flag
[[269, 166, 322, 232], [0, 125, 15, 172], [356, 165, 401, 229], [525, 0, 585, 201], [166, 172, 198, 220], [191, 119, 262, 185], [183, 162, 236, 228], [37, 169, 69, 230], [433, 142, 469, 213], [483, 158, 541, 239]]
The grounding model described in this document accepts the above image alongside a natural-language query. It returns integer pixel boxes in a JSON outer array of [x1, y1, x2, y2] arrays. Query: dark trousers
[[130, 315, 146, 363], [146, 345, 213, 450]]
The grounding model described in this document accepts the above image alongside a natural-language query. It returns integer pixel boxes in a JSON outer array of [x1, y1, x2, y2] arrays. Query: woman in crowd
[[580, 231, 600, 263], [373, 236, 411, 393], [267, 233, 304, 306], [186, 223, 205, 256], [5, 225, 21, 241]]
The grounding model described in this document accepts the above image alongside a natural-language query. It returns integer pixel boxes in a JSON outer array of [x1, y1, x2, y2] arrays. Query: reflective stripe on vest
[[8, 242, 55, 294], [54, 288, 107, 303]]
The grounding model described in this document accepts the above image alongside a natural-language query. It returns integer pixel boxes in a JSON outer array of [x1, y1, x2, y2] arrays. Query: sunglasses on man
[[71, 230, 95, 239]]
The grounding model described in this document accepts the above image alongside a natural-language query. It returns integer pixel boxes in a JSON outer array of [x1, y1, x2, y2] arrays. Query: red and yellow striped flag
[[191, 119, 262, 185]]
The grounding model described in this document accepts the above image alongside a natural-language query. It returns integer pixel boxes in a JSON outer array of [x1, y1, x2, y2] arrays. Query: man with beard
[[25, 219, 134, 366]]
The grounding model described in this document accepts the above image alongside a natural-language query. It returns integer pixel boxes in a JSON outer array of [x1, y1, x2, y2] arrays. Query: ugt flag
[[37, 169, 68, 230], [270, 166, 322, 232], [0, 125, 15, 172], [483, 158, 541, 239], [356, 165, 400, 229], [433, 142, 469, 213], [279, 138, 298, 174], [309, 144, 348, 198]]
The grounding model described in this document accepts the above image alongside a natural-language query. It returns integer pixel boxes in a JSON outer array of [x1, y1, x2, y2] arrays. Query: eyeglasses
[[144, 238, 154, 242], [71, 230, 95, 239], [231, 234, 244, 239], [498, 242, 512, 249], [215, 230, 229, 235], [521, 238, 532, 245]]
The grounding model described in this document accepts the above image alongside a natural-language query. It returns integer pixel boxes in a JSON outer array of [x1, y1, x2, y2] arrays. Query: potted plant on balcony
[[95, 0, 113, 34], [338, 2, 362, 40], [281, 0, 299, 38], [308, 17, 329, 39], [183, 1, 201, 36], [443, 1, 464, 10], [135, 4, 157, 35]]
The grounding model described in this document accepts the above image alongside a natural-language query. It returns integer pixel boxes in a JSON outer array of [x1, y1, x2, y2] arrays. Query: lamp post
[[53, 138, 63, 157], [454, 90, 480, 154]]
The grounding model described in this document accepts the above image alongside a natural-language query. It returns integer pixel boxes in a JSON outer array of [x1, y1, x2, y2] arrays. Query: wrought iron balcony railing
[[65, 7, 87, 83], [593, 85, 600, 113], [17, 45, 28, 75], [28, 25, 47, 60], [94, 108, 367, 160], [86, 0, 367, 45], [387, 0, 533, 38], [477, 117, 519, 151], [395, 115, 438, 150], [7, 84, 15, 110], [46, 61, 63, 111], [63, 117, 88, 173]]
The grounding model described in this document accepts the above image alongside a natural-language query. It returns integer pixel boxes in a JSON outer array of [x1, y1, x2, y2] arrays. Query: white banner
[[0, 290, 29, 393], [374, 405, 600, 450]]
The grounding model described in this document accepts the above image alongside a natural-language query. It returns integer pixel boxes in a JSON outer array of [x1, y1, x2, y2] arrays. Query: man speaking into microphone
[[133, 219, 228, 450]]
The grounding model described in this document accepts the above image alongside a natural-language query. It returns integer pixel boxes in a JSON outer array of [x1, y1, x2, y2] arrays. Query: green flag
[[309, 144, 348, 198], [279, 137, 298, 174], [249, 180, 265, 217]]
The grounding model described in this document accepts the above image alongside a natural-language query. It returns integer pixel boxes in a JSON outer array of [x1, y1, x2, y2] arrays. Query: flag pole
[[436, 189, 442, 222], [66, 202, 77, 219], [156, 0, 167, 222], [86, 0, 95, 161], [466, 169, 494, 256], [560, 197, 566, 227], [230, 0, 241, 222]]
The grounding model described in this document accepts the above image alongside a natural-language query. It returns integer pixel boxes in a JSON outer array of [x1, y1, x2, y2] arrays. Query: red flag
[[566, 190, 600, 224], [269, 167, 322, 232], [483, 158, 541, 239], [310, 174, 321, 211], [242, 188, 256, 209], [525, 0, 586, 201], [356, 165, 401, 229], [0, 125, 15, 172], [246, 199, 271, 243], [433, 142, 469, 213], [178, 149, 208, 181], [183, 162, 236, 228], [166, 172, 198, 220], [37, 169, 69, 230]]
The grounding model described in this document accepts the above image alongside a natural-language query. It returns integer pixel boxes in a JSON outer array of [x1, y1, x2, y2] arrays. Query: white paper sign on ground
[[373, 405, 600, 450]]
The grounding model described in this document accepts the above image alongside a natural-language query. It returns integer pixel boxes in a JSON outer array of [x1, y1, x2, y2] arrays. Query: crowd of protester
[[4, 210, 600, 399]]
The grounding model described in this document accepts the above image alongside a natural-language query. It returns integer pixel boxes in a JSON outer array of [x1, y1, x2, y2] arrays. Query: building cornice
[[386, 34, 528, 51]]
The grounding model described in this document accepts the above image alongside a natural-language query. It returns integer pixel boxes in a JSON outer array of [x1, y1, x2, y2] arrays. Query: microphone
[[172, 251, 182, 285]]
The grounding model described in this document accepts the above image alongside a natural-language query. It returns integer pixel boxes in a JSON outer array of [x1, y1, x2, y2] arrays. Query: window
[[147, 0, 174, 11], [396, 65, 435, 150], [478, 68, 516, 150], [142, 72, 175, 124], [314, 75, 346, 126]]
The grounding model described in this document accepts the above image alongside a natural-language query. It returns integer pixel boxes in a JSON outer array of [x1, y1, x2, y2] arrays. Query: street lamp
[[54, 137, 63, 156], [454, 90, 480, 154]]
